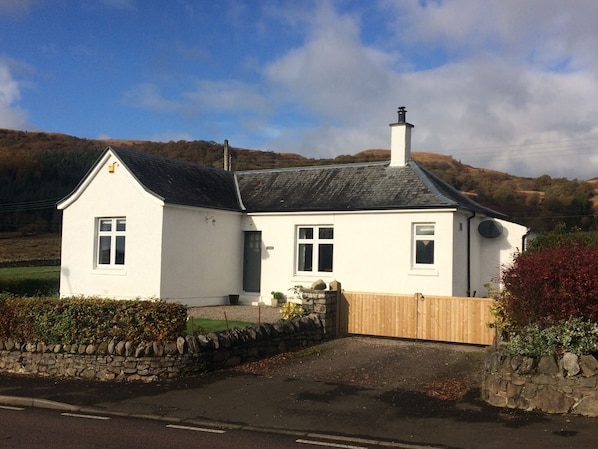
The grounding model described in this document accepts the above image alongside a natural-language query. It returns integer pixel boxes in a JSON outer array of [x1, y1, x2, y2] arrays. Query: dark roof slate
[[109, 146, 241, 211], [83, 147, 505, 218], [236, 161, 506, 217]]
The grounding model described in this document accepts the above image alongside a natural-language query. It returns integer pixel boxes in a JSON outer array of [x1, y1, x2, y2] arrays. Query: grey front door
[[243, 231, 262, 293]]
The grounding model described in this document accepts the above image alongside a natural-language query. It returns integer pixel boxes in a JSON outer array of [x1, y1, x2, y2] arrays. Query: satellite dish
[[478, 220, 503, 239]]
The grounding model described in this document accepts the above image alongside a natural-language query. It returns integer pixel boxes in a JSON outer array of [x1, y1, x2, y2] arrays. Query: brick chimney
[[389, 106, 414, 167]]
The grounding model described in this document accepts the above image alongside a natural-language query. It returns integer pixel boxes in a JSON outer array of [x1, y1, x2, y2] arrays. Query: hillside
[[0, 128, 595, 234]]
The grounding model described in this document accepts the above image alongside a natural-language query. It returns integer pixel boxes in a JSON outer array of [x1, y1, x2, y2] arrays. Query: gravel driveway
[[189, 305, 487, 401], [188, 305, 282, 323]]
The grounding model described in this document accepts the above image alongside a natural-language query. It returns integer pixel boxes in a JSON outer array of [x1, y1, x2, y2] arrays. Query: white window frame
[[96, 217, 126, 267], [413, 223, 435, 268], [296, 225, 334, 274]]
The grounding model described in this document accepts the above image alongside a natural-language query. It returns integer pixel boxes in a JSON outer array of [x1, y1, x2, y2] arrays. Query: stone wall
[[0, 290, 338, 382], [482, 350, 598, 416]]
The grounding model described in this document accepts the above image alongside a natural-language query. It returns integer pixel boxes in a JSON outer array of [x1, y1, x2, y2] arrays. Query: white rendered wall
[[244, 210, 458, 300], [472, 218, 528, 296], [59, 152, 164, 299], [160, 206, 243, 306]]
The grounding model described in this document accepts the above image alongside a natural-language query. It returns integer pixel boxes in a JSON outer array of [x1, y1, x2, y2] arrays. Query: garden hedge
[[501, 243, 598, 327], [0, 295, 187, 344]]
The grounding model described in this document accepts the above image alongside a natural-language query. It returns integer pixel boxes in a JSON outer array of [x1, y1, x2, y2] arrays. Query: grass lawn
[[187, 317, 253, 334], [0, 265, 60, 296], [0, 266, 60, 281]]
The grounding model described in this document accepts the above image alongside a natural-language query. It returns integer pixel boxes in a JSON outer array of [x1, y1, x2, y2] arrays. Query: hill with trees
[[0, 128, 595, 234]]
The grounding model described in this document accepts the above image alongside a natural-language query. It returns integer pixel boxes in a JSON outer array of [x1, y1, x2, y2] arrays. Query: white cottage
[[58, 109, 529, 306]]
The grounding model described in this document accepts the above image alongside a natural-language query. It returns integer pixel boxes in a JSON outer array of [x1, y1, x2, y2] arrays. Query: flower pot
[[228, 294, 240, 305]]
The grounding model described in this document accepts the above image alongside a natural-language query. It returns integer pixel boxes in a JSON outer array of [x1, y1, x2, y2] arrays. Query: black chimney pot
[[397, 106, 406, 124]]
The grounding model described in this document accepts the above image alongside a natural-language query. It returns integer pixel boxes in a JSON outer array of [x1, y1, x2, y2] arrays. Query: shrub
[[506, 318, 598, 357], [280, 302, 306, 320], [500, 243, 598, 327], [529, 224, 598, 251], [0, 295, 187, 344], [0, 278, 59, 296]]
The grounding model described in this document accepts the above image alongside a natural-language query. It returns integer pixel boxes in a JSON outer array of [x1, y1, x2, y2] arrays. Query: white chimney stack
[[389, 106, 414, 167]]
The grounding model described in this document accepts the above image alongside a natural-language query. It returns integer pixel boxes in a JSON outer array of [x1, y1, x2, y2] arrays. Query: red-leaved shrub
[[501, 243, 598, 327]]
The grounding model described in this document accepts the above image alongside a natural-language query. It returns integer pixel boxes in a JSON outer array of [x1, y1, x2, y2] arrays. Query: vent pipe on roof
[[223, 139, 230, 171], [389, 106, 414, 167]]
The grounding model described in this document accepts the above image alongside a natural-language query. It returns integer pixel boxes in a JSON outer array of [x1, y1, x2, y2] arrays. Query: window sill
[[93, 267, 127, 276], [293, 273, 334, 280], [408, 268, 439, 277]]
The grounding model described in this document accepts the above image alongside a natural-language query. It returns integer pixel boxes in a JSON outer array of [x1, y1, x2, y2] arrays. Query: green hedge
[[0, 295, 187, 344], [0, 278, 59, 297], [505, 317, 598, 357]]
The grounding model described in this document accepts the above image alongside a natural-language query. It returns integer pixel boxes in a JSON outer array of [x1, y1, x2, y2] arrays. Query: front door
[[243, 231, 262, 292]]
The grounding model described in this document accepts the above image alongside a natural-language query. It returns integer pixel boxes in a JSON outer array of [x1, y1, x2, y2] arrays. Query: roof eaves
[[408, 161, 459, 207], [410, 160, 508, 219]]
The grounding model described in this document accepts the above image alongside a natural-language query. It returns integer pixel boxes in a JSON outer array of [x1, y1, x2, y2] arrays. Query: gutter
[[466, 211, 476, 297]]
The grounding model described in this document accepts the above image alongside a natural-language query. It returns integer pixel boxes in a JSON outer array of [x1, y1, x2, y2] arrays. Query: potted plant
[[270, 291, 284, 307]]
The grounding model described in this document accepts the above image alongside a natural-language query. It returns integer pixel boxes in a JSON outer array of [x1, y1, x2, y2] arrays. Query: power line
[[0, 198, 62, 212], [435, 136, 598, 165]]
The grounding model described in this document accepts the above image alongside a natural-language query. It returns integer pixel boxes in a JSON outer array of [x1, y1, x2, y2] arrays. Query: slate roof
[[109, 146, 241, 211], [236, 161, 506, 217], [69, 146, 505, 218]]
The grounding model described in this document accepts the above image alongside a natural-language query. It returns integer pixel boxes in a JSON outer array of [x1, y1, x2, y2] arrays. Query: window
[[97, 218, 126, 266], [414, 223, 435, 266], [297, 226, 334, 273]]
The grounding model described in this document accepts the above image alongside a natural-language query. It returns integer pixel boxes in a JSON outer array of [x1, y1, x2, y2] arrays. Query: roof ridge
[[235, 160, 389, 174], [108, 146, 229, 174]]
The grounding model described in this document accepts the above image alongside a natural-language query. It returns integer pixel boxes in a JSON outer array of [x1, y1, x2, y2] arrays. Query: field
[[0, 266, 60, 281], [0, 234, 61, 263]]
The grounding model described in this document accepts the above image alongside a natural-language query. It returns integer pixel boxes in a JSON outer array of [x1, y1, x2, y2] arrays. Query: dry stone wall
[[0, 290, 338, 382], [482, 350, 598, 417]]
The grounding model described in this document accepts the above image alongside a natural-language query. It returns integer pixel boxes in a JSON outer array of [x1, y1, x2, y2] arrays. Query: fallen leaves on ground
[[424, 377, 474, 401]]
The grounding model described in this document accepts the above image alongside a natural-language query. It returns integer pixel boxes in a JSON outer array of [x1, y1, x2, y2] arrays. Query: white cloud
[[257, 1, 598, 179], [121, 1, 598, 179], [0, 0, 37, 17], [0, 61, 29, 129], [123, 83, 181, 112], [264, 3, 398, 123]]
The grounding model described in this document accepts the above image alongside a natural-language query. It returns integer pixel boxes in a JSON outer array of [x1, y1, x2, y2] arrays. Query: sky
[[1, 0, 597, 180]]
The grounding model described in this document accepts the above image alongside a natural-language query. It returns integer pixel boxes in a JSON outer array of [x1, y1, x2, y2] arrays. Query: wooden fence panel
[[339, 291, 495, 345], [339, 292, 418, 339]]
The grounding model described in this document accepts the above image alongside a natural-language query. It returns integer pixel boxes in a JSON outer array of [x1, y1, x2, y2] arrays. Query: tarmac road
[[1, 336, 597, 448]]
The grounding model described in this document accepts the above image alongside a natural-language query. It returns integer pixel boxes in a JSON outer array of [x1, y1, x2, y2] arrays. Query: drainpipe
[[521, 228, 532, 252], [466, 211, 476, 297]]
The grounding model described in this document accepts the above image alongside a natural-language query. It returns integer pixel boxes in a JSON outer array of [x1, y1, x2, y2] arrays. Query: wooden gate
[[337, 291, 495, 345]]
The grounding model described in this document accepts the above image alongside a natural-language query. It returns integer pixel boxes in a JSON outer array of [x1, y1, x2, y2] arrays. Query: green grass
[[187, 317, 253, 334], [0, 266, 60, 281], [0, 266, 60, 296]]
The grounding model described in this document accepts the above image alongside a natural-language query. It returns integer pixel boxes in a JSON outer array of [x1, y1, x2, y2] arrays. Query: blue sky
[[1, 0, 597, 179]]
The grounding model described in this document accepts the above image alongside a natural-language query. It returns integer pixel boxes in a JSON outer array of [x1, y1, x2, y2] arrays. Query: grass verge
[[187, 317, 253, 334]]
